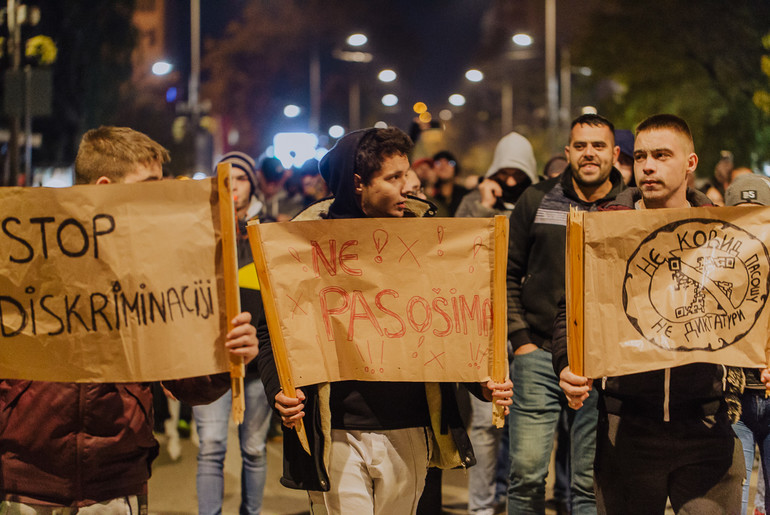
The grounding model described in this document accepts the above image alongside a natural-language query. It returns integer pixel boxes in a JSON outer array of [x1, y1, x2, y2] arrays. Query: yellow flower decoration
[[25, 35, 57, 66]]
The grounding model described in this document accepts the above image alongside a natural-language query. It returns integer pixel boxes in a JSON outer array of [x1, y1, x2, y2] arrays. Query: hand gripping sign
[[248, 215, 509, 453], [567, 206, 770, 378]]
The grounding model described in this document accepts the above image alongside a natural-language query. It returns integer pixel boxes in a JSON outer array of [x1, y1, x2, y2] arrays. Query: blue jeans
[[507, 347, 598, 515], [468, 393, 506, 515], [193, 376, 271, 515], [733, 389, 770, 515]]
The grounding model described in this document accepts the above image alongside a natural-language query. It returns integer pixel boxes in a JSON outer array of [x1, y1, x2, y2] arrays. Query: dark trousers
[[594, 406, 744, 515]]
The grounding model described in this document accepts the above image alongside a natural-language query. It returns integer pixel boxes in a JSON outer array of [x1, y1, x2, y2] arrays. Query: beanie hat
[[614, 129, 634, 160], [218, 151, 258, 196], [725, 173, 770, 207], [485, 132, 537, 183]]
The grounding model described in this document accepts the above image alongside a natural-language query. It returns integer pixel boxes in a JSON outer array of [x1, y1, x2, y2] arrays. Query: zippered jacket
[[0, 375, 229, 505], [506, 167, 625, 354]]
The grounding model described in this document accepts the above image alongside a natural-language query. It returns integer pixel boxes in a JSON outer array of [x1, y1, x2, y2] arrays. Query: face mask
[[495, 177, 532, 209]]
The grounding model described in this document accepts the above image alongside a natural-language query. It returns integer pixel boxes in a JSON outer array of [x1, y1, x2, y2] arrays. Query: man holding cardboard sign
[[554, 114, 745, 513], [256, 127, 513, 515], [0, 127, 258, 512]]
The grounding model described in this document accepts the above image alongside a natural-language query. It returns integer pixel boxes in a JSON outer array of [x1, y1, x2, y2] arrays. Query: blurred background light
[[152, 60, 173, 76], [347, 33, 368, 47], [465, 69, 483, 82], [448, 94, 466, 106], [512, 33, 533, 47], [283, 104, 301, 118], [273, 132, 319, 169], [328, 125, 345, 138], [378, 69, 397, 82], [381, 94, 398, 107]]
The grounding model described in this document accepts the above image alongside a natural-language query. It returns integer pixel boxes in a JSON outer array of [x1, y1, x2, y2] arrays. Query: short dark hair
[[355, 127, 413, 184], [635, 114, 694, 150], [260, 156, 284, 183], [570, 113, 615, 133]]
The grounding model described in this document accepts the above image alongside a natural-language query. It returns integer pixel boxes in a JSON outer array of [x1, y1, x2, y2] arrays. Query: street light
[[332, 33, 372, 129], [378, 69, 397, 82], [512, 33, 533, 47], [347, 33, 368, 46], [328, 125, 345, 138], [283, 104, 301, 118], [381, 94, 398, 107], [448, 94, 466, 107], [152, 60, 173, 76], [465, 69, 483, 82]]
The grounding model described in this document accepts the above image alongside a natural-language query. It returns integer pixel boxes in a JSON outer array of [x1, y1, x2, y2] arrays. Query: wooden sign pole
[[246, 220, 311, 454], [492, 215, 509, 428], [217, 163, 245, 424], [566, 207, 585, 377]]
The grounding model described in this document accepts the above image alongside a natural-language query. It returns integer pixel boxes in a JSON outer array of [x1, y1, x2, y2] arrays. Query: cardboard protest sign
[[568, 206, 770, 378], [0, 179, 230, 382], [248, 217, 507, 387]]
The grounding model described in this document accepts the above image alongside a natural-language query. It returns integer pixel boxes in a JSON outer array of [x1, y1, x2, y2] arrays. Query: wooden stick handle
[[217, 163, 245, 424], [566, 207, 585, 377], [246, 220, 311, 454], [492, 215, 509, 428]]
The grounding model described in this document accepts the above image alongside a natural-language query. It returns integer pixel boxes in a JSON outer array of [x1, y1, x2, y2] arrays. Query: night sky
[[169, 0, 492, 116]]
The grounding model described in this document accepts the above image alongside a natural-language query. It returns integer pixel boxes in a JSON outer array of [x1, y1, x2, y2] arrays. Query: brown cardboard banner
[[0, 179, 230, 382], [570, 206, 770, 378], [250, 217, 505, 387]]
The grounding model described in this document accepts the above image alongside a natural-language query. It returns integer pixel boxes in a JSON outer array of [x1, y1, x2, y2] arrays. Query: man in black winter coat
[[556, 114, 745, 514], [257, 127, 513, 515]]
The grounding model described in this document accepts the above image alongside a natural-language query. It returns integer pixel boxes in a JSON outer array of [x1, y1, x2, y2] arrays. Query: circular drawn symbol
[[623, 218, 770, 351]]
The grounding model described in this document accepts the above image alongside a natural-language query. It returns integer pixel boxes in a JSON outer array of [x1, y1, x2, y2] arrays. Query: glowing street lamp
[[347, 33, 368, 47], [448, 94, 466, 107], [512, 33, 533, 47], [465, 69, 483, 82], [283, 104, 301, 118], [378, 69, 397, 82], [381, 94, 398, 107], [328, 125, 345, 138], [152, 60, 173, 76]]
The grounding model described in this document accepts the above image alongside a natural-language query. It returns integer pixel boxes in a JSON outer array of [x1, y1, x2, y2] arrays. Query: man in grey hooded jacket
[[455, 131, 538, 220]]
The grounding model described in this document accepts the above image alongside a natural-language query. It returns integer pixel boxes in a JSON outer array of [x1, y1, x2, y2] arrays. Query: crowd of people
[[2, 113, 770, 515]]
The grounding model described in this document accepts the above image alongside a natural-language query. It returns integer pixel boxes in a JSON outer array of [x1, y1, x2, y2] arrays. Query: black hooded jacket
[[256, 129, 481, 491]]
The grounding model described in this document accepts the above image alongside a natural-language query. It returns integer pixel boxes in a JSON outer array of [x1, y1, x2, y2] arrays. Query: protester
[[455, 131, 537, 515], [699, 180, 725, 206], [256, 127, 513, 515], [541, 155, 568, 181], [430, 150, 470, 216], [730, 166, 754, 184], [412, 157, 437, 197], [192, 151, 272, 515], [714, 149, 735, 194], [613, 129, 635, 186], [455, 131, 537, 219], [506, 113, 626, 514], [554, 114, 745, 514], [257, 156, 304, 221], [405, 168, 427, 199], [297, 158, 330, 207], [0, 126, 258, 512], [725, 173, 770, 515]]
